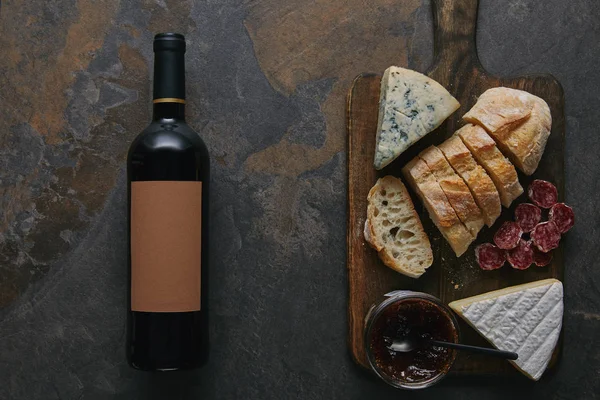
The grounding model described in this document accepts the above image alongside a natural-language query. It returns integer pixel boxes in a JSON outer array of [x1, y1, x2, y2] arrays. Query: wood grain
[[347, 0, 565, 376]]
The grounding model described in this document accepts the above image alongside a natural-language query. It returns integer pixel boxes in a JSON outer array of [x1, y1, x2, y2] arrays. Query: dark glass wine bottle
[[127, 33, 209, 371]]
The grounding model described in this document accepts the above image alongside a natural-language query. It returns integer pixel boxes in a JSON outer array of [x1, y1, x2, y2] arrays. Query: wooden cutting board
[[347, 0, 565, 376]]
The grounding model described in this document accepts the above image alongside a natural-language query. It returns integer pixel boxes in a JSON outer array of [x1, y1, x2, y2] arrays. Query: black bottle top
[[153, 33, 186, 102]]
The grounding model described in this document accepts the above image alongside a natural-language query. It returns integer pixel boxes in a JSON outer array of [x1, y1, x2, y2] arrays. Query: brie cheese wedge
[[449, 279, 563, 381], [374, 66, 460, 170]]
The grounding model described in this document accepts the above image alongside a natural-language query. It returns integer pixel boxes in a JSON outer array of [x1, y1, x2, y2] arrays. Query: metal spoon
[[390, 332, 518, 360]]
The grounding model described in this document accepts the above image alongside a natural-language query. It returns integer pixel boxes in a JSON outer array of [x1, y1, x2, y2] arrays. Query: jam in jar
[[365, 291, 459, 389]]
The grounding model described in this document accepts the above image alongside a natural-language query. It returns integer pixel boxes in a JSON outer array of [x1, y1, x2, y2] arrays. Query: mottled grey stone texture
[[0, 0, 598, 399]]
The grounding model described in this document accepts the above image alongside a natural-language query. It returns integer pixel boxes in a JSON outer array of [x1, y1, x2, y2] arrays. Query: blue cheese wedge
[[449, 279, 563, 381], [374, 66, 460, 170]]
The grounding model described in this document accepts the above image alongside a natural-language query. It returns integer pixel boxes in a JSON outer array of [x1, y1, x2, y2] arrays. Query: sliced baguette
[[419, 146, 485, 238], [364, 176, 433, 278], [463, 87, 534, 134], [464, 88, 551, 175], [438, 135, 501, 227], [402, 158, 474, 257], [492, 97, 551, 175], [456, 124, 523, 208]]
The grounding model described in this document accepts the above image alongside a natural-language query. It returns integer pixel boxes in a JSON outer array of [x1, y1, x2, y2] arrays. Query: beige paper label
[[131, 181, 202, 312]]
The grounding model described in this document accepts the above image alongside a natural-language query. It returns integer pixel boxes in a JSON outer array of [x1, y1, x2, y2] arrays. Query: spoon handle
[[430, 340, 518, 360]]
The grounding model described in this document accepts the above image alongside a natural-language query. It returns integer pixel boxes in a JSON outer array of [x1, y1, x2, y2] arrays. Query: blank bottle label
[[131, 181, 202, 312]]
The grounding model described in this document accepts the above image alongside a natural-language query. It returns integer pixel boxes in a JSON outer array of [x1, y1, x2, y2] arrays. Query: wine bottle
[[127, 33, 209, 371]]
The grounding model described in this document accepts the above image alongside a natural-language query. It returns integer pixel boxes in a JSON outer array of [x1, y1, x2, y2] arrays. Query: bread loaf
[[464, 87, 551, 175], [402, 158, 474, 257], [438, 135, 501, 227], [419, 146, 485, 238], [457, 124, 523, 208]]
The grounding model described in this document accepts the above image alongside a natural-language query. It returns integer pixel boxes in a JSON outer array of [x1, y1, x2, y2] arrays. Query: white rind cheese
[[374, 66, 460, 170], [449, 279, 563, 381]]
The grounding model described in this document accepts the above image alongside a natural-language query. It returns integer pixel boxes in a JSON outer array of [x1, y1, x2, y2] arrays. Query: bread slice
[[438, 135, 501, 227], [449, 279, 563, 381], [464, 87, 551, 175], [456, 124, 523, 207], [419, 146, 485, 238], [402, 158, 474, 257], [364, 176, 433, 278]]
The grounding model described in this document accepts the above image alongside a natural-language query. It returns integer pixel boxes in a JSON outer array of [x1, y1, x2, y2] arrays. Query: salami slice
[[507, 239, 534, 270], [549, 203, 575, 233], [528, 180, 558, 208], [475, 243, 506, 270], [531, 221, 561, 252], [493, 221, 523, 250], [514, 203, 542, 232], [533, 246, 553, 267]]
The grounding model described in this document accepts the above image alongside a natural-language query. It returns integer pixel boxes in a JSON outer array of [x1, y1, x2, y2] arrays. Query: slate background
[[0, 0, 598, 399]]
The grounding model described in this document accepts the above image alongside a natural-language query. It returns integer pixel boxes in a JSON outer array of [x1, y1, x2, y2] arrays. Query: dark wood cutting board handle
[[430, 0, 483, 75]]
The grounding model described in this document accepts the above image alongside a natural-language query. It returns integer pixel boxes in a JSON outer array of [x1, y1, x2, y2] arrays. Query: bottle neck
[[153, 102, 185, 121], [152, 42, 186, 120]]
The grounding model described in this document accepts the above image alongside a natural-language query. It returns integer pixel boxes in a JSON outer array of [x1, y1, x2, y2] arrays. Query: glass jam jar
[[364, 291, 460, 389]]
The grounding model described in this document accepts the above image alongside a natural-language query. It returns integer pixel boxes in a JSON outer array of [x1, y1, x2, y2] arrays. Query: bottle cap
[[154, 33, 186, 53]]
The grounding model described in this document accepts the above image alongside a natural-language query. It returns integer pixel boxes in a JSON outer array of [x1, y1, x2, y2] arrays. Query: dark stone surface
[[0, 0, 598, 398]]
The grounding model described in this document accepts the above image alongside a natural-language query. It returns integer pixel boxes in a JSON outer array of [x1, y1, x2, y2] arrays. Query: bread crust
[[402, 158, 473, 257], [438, 135, 501, 227], [419, 146, 485, 238], [457, 124, 523, 207], [464, 88, 551, 176], [463, 87, 534, 133]]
